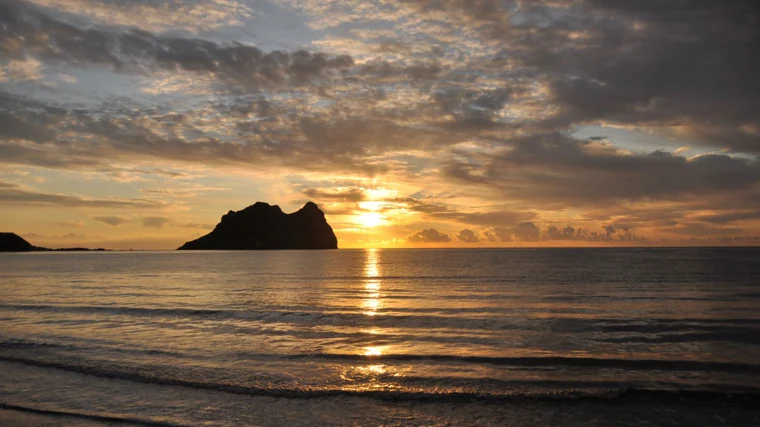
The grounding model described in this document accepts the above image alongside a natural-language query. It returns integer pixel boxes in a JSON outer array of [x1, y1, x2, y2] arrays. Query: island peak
[[178, 201, 338, 250], [0, 232, 42, 252]]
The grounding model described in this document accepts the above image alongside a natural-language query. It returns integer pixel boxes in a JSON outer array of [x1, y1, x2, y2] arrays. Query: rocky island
[[0, 232, 106, 252], [0, 232, 45, 252], [178, 201, 338, 250]]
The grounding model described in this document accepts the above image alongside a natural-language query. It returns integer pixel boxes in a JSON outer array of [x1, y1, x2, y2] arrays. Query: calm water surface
[[1, 248, 759, 426]]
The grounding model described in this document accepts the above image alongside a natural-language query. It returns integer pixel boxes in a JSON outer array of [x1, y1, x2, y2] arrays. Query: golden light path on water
[[350, 249, 392, 390], [362, 249, 388, 355], [361, 248, 382, 318]]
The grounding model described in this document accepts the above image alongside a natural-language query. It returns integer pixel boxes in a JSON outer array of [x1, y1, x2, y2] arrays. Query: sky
[[1, 0, 759, 249]]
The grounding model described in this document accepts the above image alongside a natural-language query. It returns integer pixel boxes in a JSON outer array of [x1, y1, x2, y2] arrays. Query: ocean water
[[1, 248, 759, 426]]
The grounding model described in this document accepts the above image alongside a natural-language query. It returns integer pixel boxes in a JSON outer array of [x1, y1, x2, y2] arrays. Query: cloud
[[394, 198, 534, 228], [543, 225, 646, 242], [3, 57, 43, 81], [479, 222, 649, 243], [431, 87, 513, 131], [511, 222, 540, 242], [0, 180, 163, 208], [178, 222, 215, 230], [138, 185, 228, 197], [141, 216, 171, 228], [303, 187, 366, 202], [546, 226, 579, 241], [484, 227, 510, 242], [444, 133, 760, 208], [0, 2, 353, 90], [4, 0, 752, 206], [53, 220, 84, 228], [61, 232, 84, 239], [24, 0, 255, 33], [94, 216, 128, 226], [0, 94, 419, 176], [695, 210, 760, 225], [293, 0, 760, 154], [0, 109, 57, 143], [456, 229, 479, 243], [57, 74, 77, 84], [483, 222, 540, 242], [21, 232, 85, 240], [530, 1, 759, 154], [407, 228, 451, 243], [357, 60, 442, 84], [663, 223, 744, 238]]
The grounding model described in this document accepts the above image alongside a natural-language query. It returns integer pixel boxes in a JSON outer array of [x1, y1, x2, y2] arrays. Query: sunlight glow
[[358, 201, 385, 211], [363, 346, 387, 357], [355, 211, 384, 228]]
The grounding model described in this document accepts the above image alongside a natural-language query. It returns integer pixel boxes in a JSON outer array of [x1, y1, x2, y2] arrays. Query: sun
[[355, 212, 384, 228]]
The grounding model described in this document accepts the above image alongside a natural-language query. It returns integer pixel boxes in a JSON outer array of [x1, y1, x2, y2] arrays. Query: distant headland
[[0, 232, 107, 252], [178, 201, 338, 250], [1, 202, 337, 252]]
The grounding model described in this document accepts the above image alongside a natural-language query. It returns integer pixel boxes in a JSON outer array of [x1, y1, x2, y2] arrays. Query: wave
[[4, 303, 760, 328], [252, 272, 759, 285], [285, 353, 760, 373], [597, 331, 760, 345], [4, 336, 760, 375], [0, 338, 191, 359], [0, 402, 186, 427], [0, 304, 228, 318], [0, 304, 589, 331], [1, 355, 758, 406]]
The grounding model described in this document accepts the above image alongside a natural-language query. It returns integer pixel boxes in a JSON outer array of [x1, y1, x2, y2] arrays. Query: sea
[[1, 248, 759, 426]]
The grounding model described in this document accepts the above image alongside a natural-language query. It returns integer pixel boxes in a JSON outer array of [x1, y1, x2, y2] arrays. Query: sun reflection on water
[[363, 345, 387, 357], [359, 249, 392, 357], [344, 249, 392, 390], [362, 248, 382, 317], [363, 364, 387, 375]]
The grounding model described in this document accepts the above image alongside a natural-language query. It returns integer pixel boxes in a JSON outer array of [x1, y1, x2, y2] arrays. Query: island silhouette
[[0, 232, 106, 252], [1, 202, 336, 252], [178, 201, 338, 250], [0, 232, 44, 252]]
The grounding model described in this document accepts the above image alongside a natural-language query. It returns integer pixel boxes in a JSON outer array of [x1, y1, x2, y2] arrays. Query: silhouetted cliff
[[0, 232, 44, 252], [0, 233, 108, 252], [178, 202, 338, 250]]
